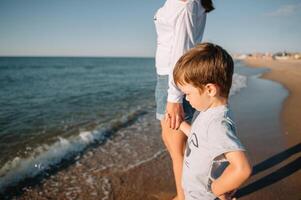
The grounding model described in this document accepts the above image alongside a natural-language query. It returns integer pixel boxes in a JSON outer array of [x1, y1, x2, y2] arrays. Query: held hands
[[165, 102, 184, 130]]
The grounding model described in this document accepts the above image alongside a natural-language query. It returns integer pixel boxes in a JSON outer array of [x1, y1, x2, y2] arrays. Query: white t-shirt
[[182, 105, 246, 200], [154, 0, 207, 103]]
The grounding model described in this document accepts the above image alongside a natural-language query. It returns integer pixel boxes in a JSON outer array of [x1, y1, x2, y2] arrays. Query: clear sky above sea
[[0, 0, 300, 57]]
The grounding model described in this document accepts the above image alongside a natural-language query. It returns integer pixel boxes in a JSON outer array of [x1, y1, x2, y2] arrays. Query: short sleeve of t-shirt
[[208, 118, 246, 160]]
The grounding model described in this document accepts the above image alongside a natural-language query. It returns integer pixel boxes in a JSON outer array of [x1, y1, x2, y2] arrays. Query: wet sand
[[3, 59, 301, 200], [115, 59, 301, 200], [230, 59, 301, 200], [244, 58, 301, 146]]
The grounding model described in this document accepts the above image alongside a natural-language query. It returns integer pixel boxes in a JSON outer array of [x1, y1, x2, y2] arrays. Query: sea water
[[0, 57, 248, 192]]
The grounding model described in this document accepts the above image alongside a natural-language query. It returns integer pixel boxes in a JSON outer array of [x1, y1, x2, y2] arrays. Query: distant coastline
[[0, 56, 155, 59]]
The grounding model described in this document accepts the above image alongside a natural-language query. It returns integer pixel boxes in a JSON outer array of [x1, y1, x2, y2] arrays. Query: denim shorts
[[155, 75, 195, 122]]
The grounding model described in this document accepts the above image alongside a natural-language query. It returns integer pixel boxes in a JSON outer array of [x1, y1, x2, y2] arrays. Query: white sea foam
[[0, 133, 100, 192], [230, 73, 247, 96], [0, 72, 247, 193], [0, 108, 143, 192], [123, 149, 167, 172], [100, 177, 111, 200]]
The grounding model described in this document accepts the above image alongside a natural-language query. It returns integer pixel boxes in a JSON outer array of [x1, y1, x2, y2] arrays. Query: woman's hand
[[165, 102, 184, 129]]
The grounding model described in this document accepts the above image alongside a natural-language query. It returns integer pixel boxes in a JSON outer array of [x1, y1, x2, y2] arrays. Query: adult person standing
[[154, 0, 214, 199]]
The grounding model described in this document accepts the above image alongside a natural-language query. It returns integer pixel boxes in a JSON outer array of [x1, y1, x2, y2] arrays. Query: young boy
[[169, 43, 252, 200]]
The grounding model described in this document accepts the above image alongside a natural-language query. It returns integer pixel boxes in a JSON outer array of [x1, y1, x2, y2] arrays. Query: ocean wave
[[0, 108, 146, 193], [0, 72, 247, 194]]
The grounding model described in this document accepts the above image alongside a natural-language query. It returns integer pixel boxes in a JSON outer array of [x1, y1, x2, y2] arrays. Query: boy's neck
[[208, 96, 228, 109]]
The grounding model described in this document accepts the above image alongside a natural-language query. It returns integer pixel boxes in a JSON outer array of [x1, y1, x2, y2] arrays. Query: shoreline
[[3, 58, 301, 199], [243, 58, 301, 146]]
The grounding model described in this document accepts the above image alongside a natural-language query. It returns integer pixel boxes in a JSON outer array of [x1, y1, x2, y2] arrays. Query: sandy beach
[[111, 58, 301, 200], [237, 58, 301, 199], [1, 0, 301, 199], [243, 58, 301, 146], [2, 59, 301, 200]]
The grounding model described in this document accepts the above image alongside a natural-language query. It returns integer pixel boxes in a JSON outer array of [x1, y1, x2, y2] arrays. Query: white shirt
[[154, 0, 207, 103], [182, 106, 245, 200]]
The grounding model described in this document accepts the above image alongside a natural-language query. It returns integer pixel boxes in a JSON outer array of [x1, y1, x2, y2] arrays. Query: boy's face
[[179, 83, 212, 112]]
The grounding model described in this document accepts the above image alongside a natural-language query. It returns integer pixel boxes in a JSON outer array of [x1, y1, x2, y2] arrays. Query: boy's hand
[[217, 190, 237, 200], [211, 151, 251, 198], [178, 121, 191, 136], [165, 102, 184, 130], [212, 180, 237, 200]]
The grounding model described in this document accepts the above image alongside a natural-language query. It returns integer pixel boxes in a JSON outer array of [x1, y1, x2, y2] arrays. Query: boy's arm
[[165, 116, 191, 136], [179, 121, 191, 136], [211, 151, 252, 198]]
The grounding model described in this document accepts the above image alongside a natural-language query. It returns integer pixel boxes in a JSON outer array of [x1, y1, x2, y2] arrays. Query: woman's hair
[[201, 0, 214, 13]]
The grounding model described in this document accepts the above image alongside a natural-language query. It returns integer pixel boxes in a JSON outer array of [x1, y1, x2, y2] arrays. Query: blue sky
[[0, 0, 300, 57]]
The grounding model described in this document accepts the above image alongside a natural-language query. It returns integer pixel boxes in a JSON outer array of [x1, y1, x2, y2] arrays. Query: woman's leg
[[161, 119, 187, 200], [155, 75, 192, 199]]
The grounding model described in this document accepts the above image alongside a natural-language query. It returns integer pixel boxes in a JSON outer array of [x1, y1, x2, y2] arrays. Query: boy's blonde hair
[[173, 42, 234, 98]]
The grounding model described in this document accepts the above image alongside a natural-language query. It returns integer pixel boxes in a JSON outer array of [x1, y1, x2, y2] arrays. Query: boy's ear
[[205, 83, 217, 97]]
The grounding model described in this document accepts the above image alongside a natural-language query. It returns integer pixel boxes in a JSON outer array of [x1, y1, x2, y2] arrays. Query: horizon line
[[0, 55, 155, 58]]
